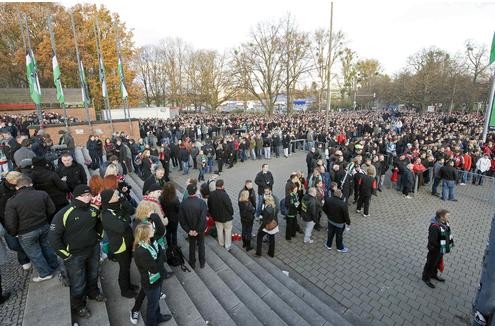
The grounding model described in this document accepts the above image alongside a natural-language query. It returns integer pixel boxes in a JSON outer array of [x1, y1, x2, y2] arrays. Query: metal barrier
[[290, 139, 307, 152]]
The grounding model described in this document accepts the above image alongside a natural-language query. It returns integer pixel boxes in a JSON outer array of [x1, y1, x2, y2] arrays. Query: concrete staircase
[[21, 169, 354, 326]]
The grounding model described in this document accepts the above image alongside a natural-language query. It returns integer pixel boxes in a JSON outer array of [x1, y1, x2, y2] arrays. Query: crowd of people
[[0, 108, 493, 325]]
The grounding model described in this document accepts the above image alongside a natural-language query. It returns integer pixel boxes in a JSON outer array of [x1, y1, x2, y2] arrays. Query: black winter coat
[[134, 243, 165, 289], [56, 162, 87, 192], [179, 196, 207, 234], [322, 195, 350, 225], [159, 196, 181, 225], [101, 199, 135, 255], [254, 171, 274, 195], [31, 165, 69, 208], [238, 201, 255, 224], [208, 189, 234, 223], [0, 180, 17, 227], [5, 187, 55, 235]]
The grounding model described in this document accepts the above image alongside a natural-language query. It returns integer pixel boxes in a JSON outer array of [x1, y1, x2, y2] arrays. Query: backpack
[[279, 197, 288, 216], [166, 245, 190, 272]]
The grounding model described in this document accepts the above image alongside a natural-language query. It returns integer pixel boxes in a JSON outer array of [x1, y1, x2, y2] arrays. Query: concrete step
[[204, 237, 309, 326], [129, 172, 144, 189], [192, 253, 262, 325], [74, 278, 110, 326], [172, 237, 236, 326], [203, 241, 286, 325], [100, 259, 144, 326], [232, 243, 351, 325], [22, 270, 71, 326], [125, 176, 143, 202]]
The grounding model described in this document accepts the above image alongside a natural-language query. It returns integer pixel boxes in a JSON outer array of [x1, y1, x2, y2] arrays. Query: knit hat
[[73, 185, 91, 198], [100, 189, 115, 205], [147, 184, 162, 194], [187, 184, 197, 195]]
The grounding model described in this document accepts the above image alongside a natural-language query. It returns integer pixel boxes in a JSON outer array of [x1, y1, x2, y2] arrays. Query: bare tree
[[233, 20, 285, 115]]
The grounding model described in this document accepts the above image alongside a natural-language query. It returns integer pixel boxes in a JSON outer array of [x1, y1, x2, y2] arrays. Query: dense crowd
[[0, 108, 492, 325]]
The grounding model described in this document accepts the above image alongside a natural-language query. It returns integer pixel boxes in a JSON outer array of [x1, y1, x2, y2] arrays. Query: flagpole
[[482, 70, 495, 143], [70, 12, 92, 133], [113, 20, 133, 137], [16, 9, 27, 54], [47, 14, 68, 129], [325, 1, 333, 132], [94, 17, 114, 133], [23, 15, 43, 126]]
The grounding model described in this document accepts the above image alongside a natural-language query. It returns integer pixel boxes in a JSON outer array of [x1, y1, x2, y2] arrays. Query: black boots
[[242, 238, 253, 252]]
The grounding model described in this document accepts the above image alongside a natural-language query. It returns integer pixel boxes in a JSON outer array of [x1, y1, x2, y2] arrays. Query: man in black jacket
[[208, 179, 234, 251], [56, 152, 87, 192], [49, 185, 105, 319], [356, 168, 376, 217], [323, 189, 351, 253], [439, 160, 458, 201], [254, 164, 274, 217], [179, 184, 208, 269], [30, 157, 70, 213], [100, 189, 137, 298], [5, 175, 58, 281], [238, 180, 256, 208], [300, 187, 319, 244], [142, 167, 166, 195]]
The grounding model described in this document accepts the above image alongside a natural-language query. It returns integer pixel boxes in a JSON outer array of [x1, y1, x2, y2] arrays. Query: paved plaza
[[170, 150, 494, 326], [0, 251, 30, 325]]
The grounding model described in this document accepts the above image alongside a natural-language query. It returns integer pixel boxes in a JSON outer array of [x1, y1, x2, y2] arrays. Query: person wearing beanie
[[100, 189, 137, 298], [49, 184, 106, 319], [179, 183, 208, 269]]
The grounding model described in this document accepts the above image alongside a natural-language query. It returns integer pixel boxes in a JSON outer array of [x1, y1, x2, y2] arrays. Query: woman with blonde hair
[[129, 223, 172, 325], [255, 194, 278, 258], [238, 190, 255, 251], [134, 200, 167, 249]]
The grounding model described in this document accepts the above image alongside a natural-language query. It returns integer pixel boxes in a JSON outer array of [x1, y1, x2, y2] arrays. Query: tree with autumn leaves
[[0, 2, 141, 110]]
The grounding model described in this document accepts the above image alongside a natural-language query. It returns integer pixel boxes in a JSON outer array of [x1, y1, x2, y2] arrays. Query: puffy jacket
[[49, 200, 102, 260], [238, 201, 255, 224], [5, 187, 55, 236], [208, 189, 234, 223]]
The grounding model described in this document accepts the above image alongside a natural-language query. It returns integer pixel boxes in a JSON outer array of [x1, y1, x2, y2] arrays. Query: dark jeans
[[64, 244, 100, 311], [18, 224, 58, 278], [113, 251, 132, 294], [432, 177, 441, 194], [256, 225, 275, 257], [3, 233, 30, 265], [357, 195, 371, 215], [422, 250, 442, 281], [441, 180, 456, 200], [285, 216, 297, 240], [241, 221, 253, 242], [165, 221, 178, 247], [144, 282, 162, 325], [132, 288, 145, 313], [217, 159, 223, 172], [326, 222, 344, 250], [188, 234, 205, 268]]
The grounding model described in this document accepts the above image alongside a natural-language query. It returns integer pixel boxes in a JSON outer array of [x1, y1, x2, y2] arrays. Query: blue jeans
[[263, 147, 271, 159], [441, 180, 456, 200], [182, 161, 189, 175], [432, 177, 441, 195], [64, 244, 100, 310], [251, 149, 256, 160], [3, 232, 30, 265], [17, 224, 58, 277], [255, 194, 263, 217], [198, 166, 206, 181], [207, 158, 214, 173], [144, 282, 162, 325], [326, 222, 345, 250]]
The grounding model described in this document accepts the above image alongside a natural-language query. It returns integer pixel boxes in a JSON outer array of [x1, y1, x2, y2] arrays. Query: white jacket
[[476, 157, 491, 173]]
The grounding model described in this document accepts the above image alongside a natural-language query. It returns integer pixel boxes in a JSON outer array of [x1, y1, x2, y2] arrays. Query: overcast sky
[[58, 0, 494, 75]]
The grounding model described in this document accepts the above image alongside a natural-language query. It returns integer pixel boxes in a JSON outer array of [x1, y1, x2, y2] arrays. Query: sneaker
[[356, 209, 362, 213], [404, 195, 412, 199], [160, 292, 166, 300], [0, 292, 11, 305], [77, 307, 91, 319], [324, 241, 332, 250], [459, 183, 466, 186], [22, 263, 32, 270], [159, 314, 172, 323], [304, 239, 314, 244], [129, 310, 139, 325], [362, 214, 370, 218], [337, 247, 349, 253], [32, 274, 53, 282]]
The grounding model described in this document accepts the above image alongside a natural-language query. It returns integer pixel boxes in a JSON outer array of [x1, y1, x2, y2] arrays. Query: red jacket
[[463, 154, 472, 171]]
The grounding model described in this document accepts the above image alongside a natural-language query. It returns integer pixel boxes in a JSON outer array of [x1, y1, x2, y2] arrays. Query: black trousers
[[113, 251, 132, 294], [132, 288, 145, 313], [256, 226, 275, 257], [357, 195, 371, 215], [285, 216, 297, 240], [422, 250, 442, 281], [166, 221, 178, 247], [217, 159, 223, 172], [188, 234, 205, 267], [241, 221, 253, 242]]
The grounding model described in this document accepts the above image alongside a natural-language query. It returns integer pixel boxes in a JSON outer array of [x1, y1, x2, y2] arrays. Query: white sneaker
[[32, 274, 53, 282], [130, 310, 139, 325], [459, 183, 466, 186], [160, 292, 166, 300], [356, 209, 362, 213], [304, 239, 314, 244], [404, 195, 412, 199], [22, 263, 32, 270], [362, 214, 370, 218]]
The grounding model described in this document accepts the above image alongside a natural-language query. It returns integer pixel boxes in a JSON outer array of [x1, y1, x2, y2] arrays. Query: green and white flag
[[26, 50, 42, 105], [117, 55, 128, 99], [79, 61, 91, 107], [52, 51, 65, 104], [98, 56, 108, 98], [490, 32, 495, 65]]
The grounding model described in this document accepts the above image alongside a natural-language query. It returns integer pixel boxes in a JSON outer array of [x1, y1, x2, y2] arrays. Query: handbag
[[265, 219, 278, 231]]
